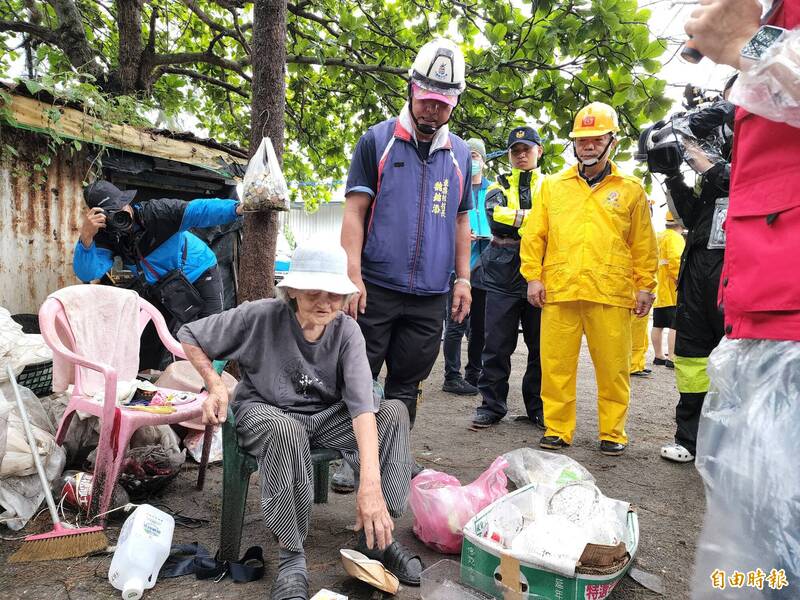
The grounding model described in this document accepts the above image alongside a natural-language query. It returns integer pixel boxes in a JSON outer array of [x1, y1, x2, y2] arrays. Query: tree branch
[[151, 51, 251, 80], [0, 19, 60, 45], [156, 66, 249, 97], [47, 0, 103, 78], [286, 54, 407, 75]]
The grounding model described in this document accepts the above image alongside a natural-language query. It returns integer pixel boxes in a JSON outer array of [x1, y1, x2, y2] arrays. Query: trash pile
[[0, 308, 52, 387], [417, 449, 637, 600], [472, 481, 630, 576]]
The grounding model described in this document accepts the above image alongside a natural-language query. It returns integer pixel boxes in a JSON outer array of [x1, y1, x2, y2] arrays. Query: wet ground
[[2, 337, 705, 599]]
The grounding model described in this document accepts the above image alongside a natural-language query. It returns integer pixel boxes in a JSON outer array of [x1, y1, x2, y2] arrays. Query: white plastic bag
[[692, 338, 800, 598], [183, 427, 222, 464], [0, 384, 66, 530], [502, 447, 595, 489], [241, 137, 290, 212]]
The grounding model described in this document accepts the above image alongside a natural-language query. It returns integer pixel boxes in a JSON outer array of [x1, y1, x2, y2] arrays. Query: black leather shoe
[[665, 360, 675, 369], [471, 412, 502, 429], [600, 440, 627, 456], [539, 435, 569, 450], [355, 535, 424, 586], [630, 369, 652, 377], [653, 357, 667, 366], [442, 377, 478, 395]]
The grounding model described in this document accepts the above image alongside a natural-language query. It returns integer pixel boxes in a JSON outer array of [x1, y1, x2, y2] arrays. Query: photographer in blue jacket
[[74, 179, 242, 330]]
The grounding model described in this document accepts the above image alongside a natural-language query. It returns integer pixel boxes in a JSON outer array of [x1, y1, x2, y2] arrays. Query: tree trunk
[[238, 0, 287, 304], [116, 0, 145, 93]]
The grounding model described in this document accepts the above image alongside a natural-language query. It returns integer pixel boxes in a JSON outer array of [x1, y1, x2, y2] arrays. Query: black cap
[[83, 180, 136, 211], [506, 126, 542, 150]]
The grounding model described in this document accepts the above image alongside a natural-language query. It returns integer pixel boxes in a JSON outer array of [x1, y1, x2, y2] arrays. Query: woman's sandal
[[270, 572, 309, 600], [355, 538, 424, 586]]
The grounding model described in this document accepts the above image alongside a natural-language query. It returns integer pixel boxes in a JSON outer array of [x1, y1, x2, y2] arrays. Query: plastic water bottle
[[108, 504, 175, 599]]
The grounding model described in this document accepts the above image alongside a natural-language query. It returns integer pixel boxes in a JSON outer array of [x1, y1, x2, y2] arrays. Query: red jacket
[[720, 0, 800, 341]]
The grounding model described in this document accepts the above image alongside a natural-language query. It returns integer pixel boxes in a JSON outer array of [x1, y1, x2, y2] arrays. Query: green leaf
[[492, 23, 508, 41], [24, 80, 45, 95]]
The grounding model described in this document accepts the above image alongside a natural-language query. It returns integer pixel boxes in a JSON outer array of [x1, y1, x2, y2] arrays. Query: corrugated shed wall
[[285, 202, 344, 245], [0, 131, 85, 314]]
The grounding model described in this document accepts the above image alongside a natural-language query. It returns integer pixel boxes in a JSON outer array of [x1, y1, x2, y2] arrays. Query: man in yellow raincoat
[[520, 102, 658, 456], [651, 213, 685, 369]]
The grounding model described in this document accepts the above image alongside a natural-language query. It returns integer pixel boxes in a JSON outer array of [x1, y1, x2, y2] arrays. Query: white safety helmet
[[409, 38, 466, 98]]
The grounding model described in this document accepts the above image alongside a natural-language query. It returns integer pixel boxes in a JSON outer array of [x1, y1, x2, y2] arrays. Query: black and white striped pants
[[236, 399, 413, 551]]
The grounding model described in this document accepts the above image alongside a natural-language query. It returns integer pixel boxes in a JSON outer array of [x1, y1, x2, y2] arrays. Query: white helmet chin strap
[[574, 136, 614, 167]]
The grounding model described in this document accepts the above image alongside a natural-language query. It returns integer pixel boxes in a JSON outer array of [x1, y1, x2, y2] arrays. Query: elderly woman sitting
[[177, 243, 421, 600]]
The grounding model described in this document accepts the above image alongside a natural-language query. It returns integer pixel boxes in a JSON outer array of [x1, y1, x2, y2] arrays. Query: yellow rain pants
[[630, 311, 650, 373], [541, 300, 632, 445]]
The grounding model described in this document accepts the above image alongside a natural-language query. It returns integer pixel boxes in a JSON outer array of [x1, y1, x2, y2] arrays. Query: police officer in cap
[[471, 126, 545, 430]]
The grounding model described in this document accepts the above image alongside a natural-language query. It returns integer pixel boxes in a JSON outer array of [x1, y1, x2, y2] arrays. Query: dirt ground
[[2, 335, 706, 599]]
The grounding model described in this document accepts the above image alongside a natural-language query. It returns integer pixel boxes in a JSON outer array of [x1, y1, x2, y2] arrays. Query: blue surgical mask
[[471, 161, 482, 176]]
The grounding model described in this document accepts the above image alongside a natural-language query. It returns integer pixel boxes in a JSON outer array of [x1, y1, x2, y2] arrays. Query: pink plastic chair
[[39, 290, 212, 523]]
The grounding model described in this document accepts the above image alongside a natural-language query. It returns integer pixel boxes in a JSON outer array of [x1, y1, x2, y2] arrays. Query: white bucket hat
[[276, 243, 358, 295]]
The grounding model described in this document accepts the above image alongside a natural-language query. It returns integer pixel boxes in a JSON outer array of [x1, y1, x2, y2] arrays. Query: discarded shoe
[[442, 377, 478, 396], [355, 536, 424, 586], [331, 461, 356, 494], [660, 443, 694, 463], [599, 440, 626, 456], [539, 435, 569, 450], [471, 412, 502, 429]]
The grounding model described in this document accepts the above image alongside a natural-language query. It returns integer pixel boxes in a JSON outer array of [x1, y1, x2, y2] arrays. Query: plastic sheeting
[[730, 28, 800, 128], [692, 338, 800, 599], [0, 382, 66, 530], [0, 308, 52, 381], [502, 447, 595, 489]]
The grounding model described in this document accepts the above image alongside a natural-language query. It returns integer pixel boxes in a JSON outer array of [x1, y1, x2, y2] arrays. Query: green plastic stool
[[218, 404, 342, 561]]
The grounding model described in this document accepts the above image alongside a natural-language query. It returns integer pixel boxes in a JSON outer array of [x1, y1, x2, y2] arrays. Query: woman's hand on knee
[[202, 383, 229, 425], [355, 480, 394, 550]]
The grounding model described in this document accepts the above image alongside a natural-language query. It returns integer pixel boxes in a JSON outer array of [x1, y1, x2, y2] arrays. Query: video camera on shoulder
[[635, 86, 734, 176]]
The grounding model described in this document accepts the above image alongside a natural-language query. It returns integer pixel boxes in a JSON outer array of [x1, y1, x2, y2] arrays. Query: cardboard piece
[[339, 548, 400, 594]]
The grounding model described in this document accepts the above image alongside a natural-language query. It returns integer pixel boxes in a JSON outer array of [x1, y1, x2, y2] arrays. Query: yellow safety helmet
[[569, 102, 620, 138]]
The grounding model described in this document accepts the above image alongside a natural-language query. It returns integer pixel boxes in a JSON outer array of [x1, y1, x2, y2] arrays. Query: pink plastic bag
[[410, 456, 508, 554]]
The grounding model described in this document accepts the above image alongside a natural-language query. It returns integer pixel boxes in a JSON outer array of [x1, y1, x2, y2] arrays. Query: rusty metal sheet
[[0, 146, 85, 314]]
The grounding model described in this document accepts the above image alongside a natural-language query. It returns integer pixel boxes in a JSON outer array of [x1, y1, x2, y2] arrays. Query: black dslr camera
[[104, 207, 134, 233]]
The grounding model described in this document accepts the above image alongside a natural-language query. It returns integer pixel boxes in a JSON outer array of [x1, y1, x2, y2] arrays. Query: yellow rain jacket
[[520, 162, 658, 309], [654, 228, 685, 308]]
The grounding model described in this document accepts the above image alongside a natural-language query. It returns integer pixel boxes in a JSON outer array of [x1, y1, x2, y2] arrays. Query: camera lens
[[108, 209, 133, 231]]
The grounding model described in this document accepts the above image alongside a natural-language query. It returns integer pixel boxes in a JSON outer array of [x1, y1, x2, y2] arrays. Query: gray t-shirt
[[177, 299, 378, 419]]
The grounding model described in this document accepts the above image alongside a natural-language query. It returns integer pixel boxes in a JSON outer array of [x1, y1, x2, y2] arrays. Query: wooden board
[[3, 93, 246, 177]]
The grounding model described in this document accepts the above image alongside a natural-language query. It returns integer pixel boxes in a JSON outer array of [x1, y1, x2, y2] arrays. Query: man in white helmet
[[340, 38, 473, 472]]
